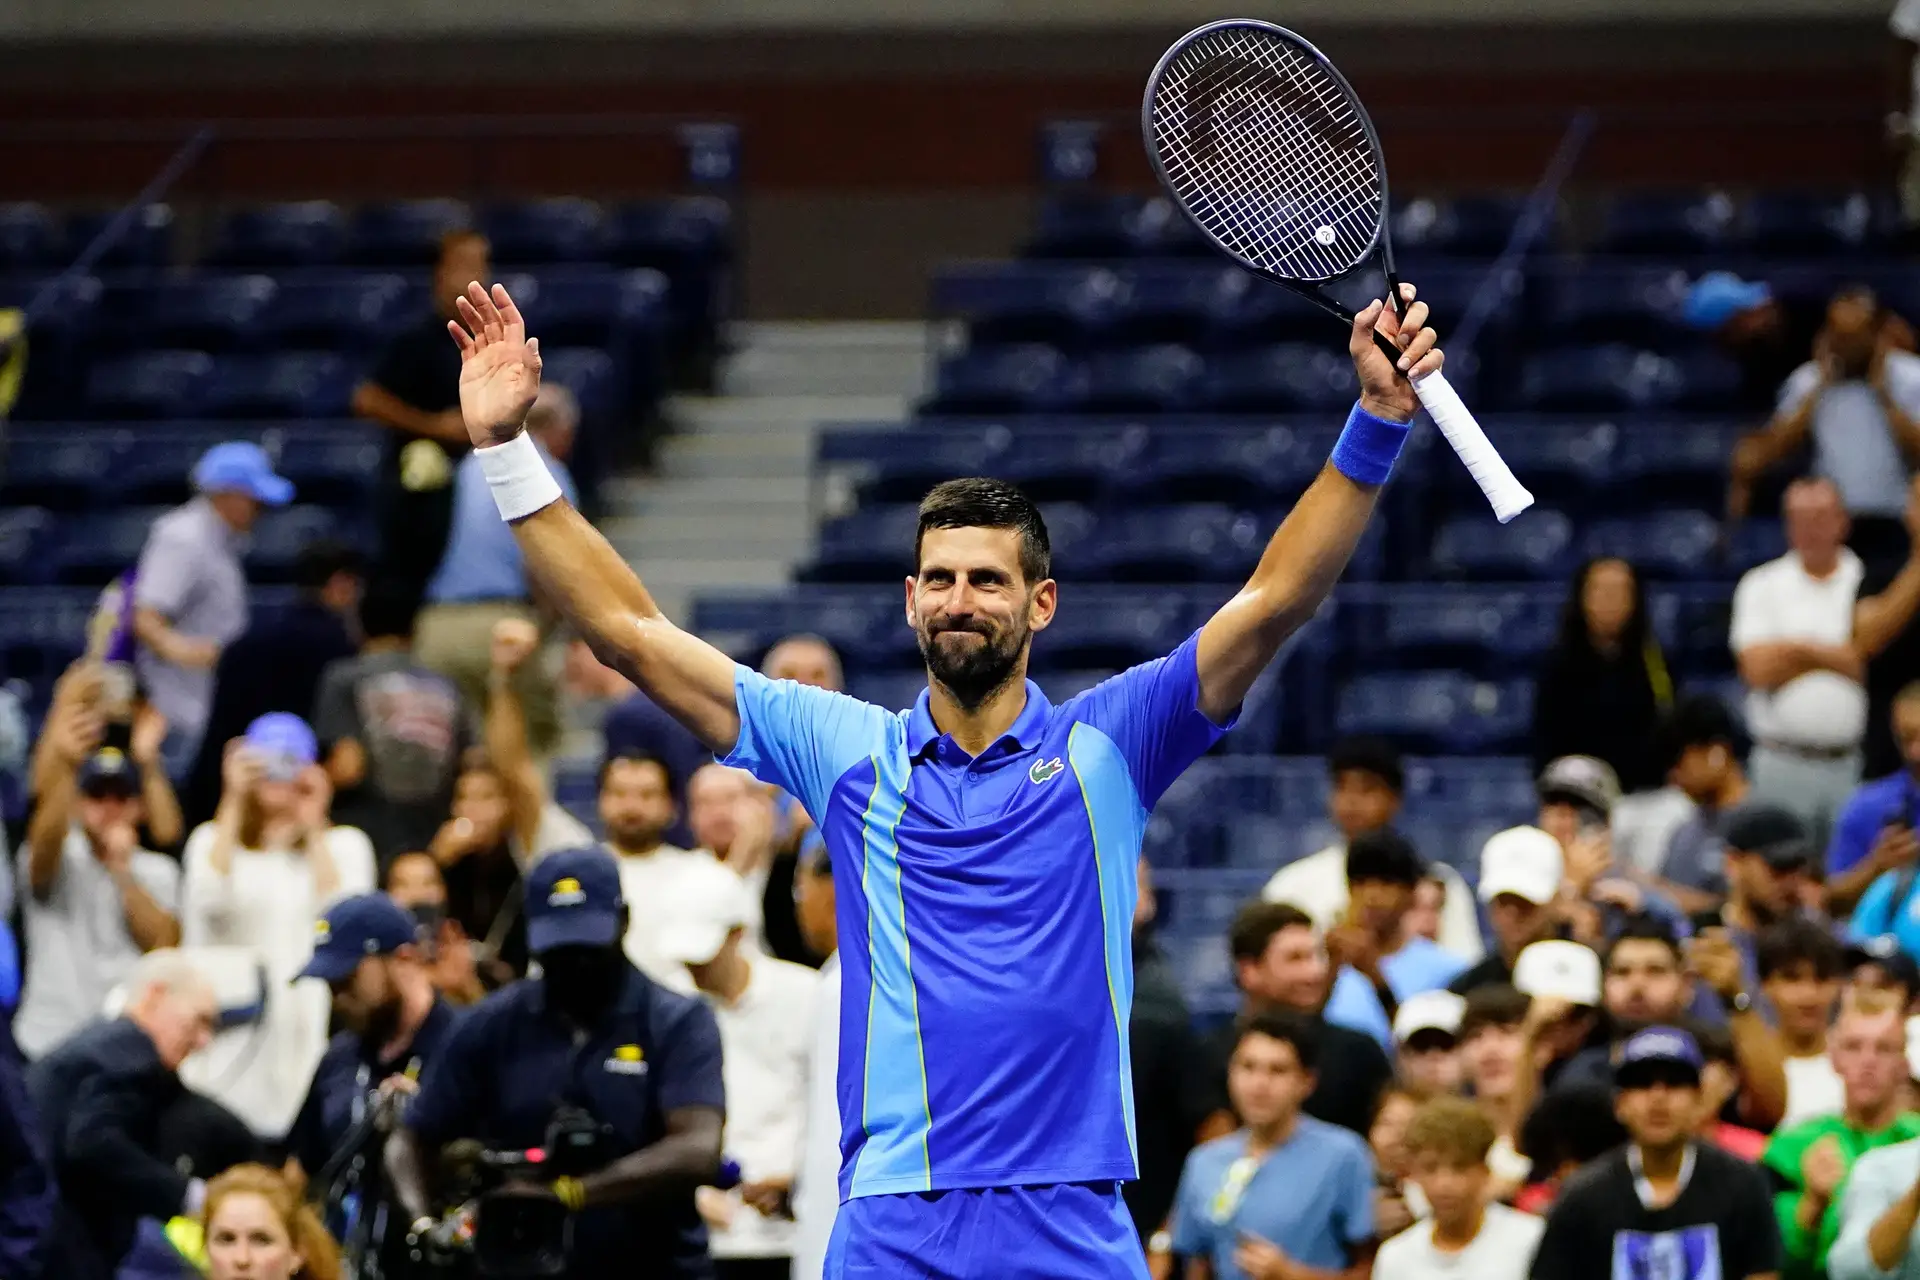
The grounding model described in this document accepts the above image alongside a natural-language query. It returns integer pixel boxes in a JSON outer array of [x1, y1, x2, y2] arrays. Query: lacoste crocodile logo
[[1029, 757, 1066, 785]]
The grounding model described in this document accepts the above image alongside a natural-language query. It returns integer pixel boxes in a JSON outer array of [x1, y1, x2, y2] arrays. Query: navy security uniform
[[405, 850, 727, 1279], [0, 1019, 54, 1280]]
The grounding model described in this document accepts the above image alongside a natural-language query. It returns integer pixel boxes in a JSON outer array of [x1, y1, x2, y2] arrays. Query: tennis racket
[[1143, 19, 1534, 523]]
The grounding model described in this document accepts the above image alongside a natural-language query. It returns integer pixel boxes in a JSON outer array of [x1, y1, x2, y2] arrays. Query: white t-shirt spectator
[[1780, 1051, 1846, 1129], [703, 954, 818, 1261], [614, 843, 718, 993], [527, 803, 593, 860], [1899, 0, 1920, 122], [792, 953, 841, 1280], [1371, 1203, 1543, 1280], [1730, 549, 1867, 749], [178, 821, 375, 1137], [1262, 846, 1485, 963], [1778, 354, 1920, 517], [13, 827, 180, 1059]]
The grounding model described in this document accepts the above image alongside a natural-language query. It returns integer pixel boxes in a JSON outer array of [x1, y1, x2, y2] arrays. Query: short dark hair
[[1459, 984, 1531, 1040], [1757, 919, 1845, 983], [294, 539, 365, 592], [1517, 1086, 1626, 1169], [597, 750, 674, 795], [915, 478, 1051, 584], [357, 582, 418, 642], [1346, 829, 1423, 887], [1234, 1007, 1320, 1072], [1656, 694, 1742, 771], [1604, 914, 1683, 969], [1895, 679, 1920, 710], [1229, 900, 1315, 966], [1691, 1018, 1736, 1067], [1328, 736, 1404, 795]]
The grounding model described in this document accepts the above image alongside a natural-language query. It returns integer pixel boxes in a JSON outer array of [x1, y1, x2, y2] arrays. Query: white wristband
[[476, 431, 564, 522]]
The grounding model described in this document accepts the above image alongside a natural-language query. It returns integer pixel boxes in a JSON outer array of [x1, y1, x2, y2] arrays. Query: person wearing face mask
[[386, 846, 725, 1280]]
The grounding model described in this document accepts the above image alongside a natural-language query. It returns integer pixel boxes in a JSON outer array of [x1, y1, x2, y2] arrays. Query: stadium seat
[[923, 345, 1076, 416], [1536, 265, 1694, 346], [52, 506, 166, 585], [0, 587, 100, 684], [1515, 345, 1739, 413], [1117, 425, 1332, 506], [1078, 345, 1201, 413], [275, 431, 383, 508], [939, 265, 1129, 349], [347, 199, 473, 266], [261, 273, 417, 351], [1391, 195, 1531, 257], [248, 506, 364, 582], [0, 431, 125, 510], [605, 198, 732, 274], [1030, 588, 1195, 670], [134, 275, 281, 352], [1434, 421, 1615, 518], [209, 202, 347, 268], [805, 505, 927, 582], [502, 267, 668, 349], [84, 350, 215, 419], [1196, 344, 1358, 414], [1336, 672, 1533, 754], [1745, 190, 1881, 257], [840, 425, 1015, 505], [0, 203, 58, 270], [483, 198, 606, 265], [1122, 197, 1213, 258], [1204, 268, 1383, 347], [1429, 509, 1576, 581], [1341, 586, 1561, 677], [991, 426, 1146, 503], [1596, 191, 1741, 255], [1583, 509, 1723, 581], [1067, 504, 1270, 583], [1608, 422, 1740, 511], [204, 352, 354, 419], [1023, 194, 1145, 259], [0, 509, 57, 586], [115, 430, 247, 506], [1102, 266, 1225, 347], [538, 348, 620, 420], [1728, 520, 1787, 575], [64, 204, 175, 270], [1400, 756, 1539, 820]]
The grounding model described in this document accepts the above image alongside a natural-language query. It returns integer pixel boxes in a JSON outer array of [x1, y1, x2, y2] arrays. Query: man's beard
[[916, 616, 1027, 712], [606, 819, 664, 852]]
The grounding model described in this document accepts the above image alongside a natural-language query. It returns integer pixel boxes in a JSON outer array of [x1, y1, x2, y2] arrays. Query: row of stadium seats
[[0, 425, 382, 511], [1024, 189, 1891, 261], [0, 506, 368, 589]]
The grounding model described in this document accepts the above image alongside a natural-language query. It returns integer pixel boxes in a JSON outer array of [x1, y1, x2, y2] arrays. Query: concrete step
[[722, 340, 928, 398], [664, 393, 909, 434], [607, 477, 810, 519]]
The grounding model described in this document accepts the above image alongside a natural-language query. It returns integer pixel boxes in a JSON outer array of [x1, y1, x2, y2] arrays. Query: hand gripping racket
[[1144, 19, 1534, 523]]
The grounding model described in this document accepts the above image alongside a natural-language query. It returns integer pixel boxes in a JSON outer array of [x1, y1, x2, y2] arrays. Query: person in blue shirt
[[1323, 830, 1469, 1046], [1169, 1010, 1376, 1280], [429, 274, 1444, 1277], [384, 847, 725, 1280], [1829, 682, 1920, 916]]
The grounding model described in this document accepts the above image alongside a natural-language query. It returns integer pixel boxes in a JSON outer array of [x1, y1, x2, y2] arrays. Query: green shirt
[[1763, 1111, 1920, 1280]]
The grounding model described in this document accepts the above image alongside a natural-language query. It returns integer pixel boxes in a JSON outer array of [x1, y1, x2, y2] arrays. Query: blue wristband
[[1329, 400, 1411, 487]]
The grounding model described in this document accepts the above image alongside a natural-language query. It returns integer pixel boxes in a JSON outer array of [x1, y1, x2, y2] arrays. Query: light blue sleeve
[[1067, 629, 1235, 810], [1828, 1146, 1914, 1280], [1852, 873, 1901, 943], [1337, 1141, 1377, 1246], [1323, 967, 1392, 1047], [721, 666, 896, 821], [1168, 1148, 1210, 1258]]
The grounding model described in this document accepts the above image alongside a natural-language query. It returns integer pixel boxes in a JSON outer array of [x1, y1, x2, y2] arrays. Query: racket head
[[1143, 19, 1392, 288]]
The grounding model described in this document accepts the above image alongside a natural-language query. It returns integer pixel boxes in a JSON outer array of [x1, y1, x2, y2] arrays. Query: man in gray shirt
[[1831, 1134, 1920, 1280], [1652, 695, 1751, 916], [132, 441, 293, 776]]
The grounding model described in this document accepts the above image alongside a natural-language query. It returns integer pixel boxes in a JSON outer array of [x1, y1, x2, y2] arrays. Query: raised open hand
[[448, 282, 544, 448]]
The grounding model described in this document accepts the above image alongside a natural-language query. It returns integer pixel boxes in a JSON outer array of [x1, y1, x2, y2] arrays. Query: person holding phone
[[1829, 682, 1920, 916]]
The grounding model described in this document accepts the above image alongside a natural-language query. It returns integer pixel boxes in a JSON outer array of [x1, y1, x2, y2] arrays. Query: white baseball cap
[[1393, 990, 1467, 1045], [1477, 826, 1564, 906], [655, 856, 755, 967], [1513, 939, 1602, 1007]]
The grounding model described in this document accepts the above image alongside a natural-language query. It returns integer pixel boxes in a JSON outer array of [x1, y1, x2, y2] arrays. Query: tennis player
[[441, 279, 1441, 1279]]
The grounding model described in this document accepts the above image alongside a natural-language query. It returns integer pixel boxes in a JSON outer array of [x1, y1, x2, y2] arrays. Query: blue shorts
[[824, 1181, 1149, 1280]]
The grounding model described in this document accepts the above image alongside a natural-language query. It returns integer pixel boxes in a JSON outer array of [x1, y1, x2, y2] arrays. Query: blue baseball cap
[[192, 441, 294, 507], [244, 712, 317, 782], [1615, 1026, 1704, 1089], [1682, 271, 1772, 331], [524, 846, 625, 954], [296, 893, 419, 984], [76, 746, 140, 796]]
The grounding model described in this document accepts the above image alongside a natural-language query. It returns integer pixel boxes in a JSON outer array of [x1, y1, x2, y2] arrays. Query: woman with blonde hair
[[200, 1163, 342, 1280]]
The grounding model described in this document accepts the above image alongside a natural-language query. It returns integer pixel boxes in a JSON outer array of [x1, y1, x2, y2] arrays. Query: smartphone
[[1689, 910, 1724, 936]]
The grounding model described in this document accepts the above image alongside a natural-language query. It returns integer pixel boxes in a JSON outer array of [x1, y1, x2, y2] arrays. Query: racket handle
[[1410, 369, 1534, 524]]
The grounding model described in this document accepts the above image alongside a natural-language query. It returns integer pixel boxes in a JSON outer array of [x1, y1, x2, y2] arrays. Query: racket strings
[[1151, 27, 1384, 282]]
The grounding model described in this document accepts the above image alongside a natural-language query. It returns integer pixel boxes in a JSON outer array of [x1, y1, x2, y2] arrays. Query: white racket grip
[[1410, 369, 1534, 524]]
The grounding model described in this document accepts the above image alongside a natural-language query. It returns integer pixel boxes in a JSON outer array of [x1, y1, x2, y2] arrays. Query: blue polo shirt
[[1323, 938, 1471, 1046], [284, 998, 460, 1180], [1168, 1120, 1375, 1279], [722, 628, 1232, 1200], [406, 963, 724, 1279], [1829, 772, 1920, 877]]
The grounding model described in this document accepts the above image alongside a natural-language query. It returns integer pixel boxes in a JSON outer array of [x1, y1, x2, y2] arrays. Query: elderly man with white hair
[[414, 381, 580, 759], [26, 950, 218, 1280]]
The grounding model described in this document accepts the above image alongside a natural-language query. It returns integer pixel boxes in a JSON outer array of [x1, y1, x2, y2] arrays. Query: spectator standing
[[181, 541, 362, 831], [1761, 922, 1849, 1129], [1370, 1088, 1420, 1241], [1449, 826, 1564, 994], [1169, 1011, 1377, 1280], [1323, 831, 1469, 1046], [754, 635, 845, 966], [1512, 1088, 1629, 1216], [180, 714, 376, 1138], [413, 384, 577, 763], [1694, 1024, 1770, 1161], [1130, 862, 1209, 1259], [1684, 271, 1822, 414], [27, 952, 217, 1280], [1391, 991, 1465, 1100], [1531, 557, 1673, 793], [1693, 802, 1823, 1005], [1512, 941, 1606, 1098], [1828, 1136, 1920, 1280], [686, 763, 780, 953], [1262, 739, 1483, 962], [200, 1163, 343, 1280], [1651, 696, 1751, 915], [789, 842, 838, 1280], [1733, 476, 1869, 844], [1528, 1027, 1783, 1280], [351, 230, 485, 615], [1830, 680, 1920, 917], [133, 442, 295, 778], [1764, 992, 1920, 1280], [14, 734, 181, 1060], [600, 752, 707, 990], [1850, 479, 1920, 779], [313, 584, 472, 864], [1844, 936, 1920, 1009], [1208, 902, 1394, 1138], [382, 851, 485, 1006], [1372, 1097, 1543, 1280], [661, 858, 815, 1280], [1454, 986, 1538, 1195], [1535, 756, 1693, 945]]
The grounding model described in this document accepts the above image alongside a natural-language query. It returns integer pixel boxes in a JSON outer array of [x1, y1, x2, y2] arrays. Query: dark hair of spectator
[[1691, 1018, 1737, 1067], [1228, 901, 1315, 966], [293, 539, 366, 592], [597, 750, 676, 796], [1327, 737, 1404, 795], [1757, 919, 1845, 983], [383, 849, 443, 893], [1603, 914, 1683, 969], [1556, 557, 1653, 661], [915, 478, 1052, 584], [1516, 1086, 1627, 1171], [1459, 984, 1532, 1040], [1234, 1007, 1320, 1072], [357, 582, 418, 642], [1895, 678, 1920, 710], [1345, 829, 1424, 887], [1655, 694, 1744, 772], [1404, 1096, 1497, 1167]]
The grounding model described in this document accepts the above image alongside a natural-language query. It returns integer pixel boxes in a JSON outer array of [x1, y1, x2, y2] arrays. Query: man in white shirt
[[15, 739, 182, 1060], [601, 749, 711, 991], [1732, 476, 1870, 845], [1262, 738, 1483, 963], [790, 841, 840, 1280], [1372, 1095, 1542, 1280], [662, 855, 817, 1280]]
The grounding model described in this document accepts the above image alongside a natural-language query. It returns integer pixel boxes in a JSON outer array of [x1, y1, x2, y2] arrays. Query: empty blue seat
[[1584, 510, 1723, 581], [849, 426, 1014, 504], [942, 265, 1129, 349], [1745, 191, 1881, 256], [1123, 197, 1213, 259], [1024, 195, 1144, 259], [1609, 423, 1741, 511], [1197, 344, 1357, 413], [136, 275, 280, 352], [0, 204, 58, 270], [504, 268, 668, 349], [1728, 520, 1787, 575], [1078, 345, 1201, 413], [1344, 586, 1560, 676], [1031, 588, 1194, 670], [248, 506, 359, 582], [276, 431, 382, 507], [1391, 195, 1530, 257], [262, 273, 417, 351], [1118, 425, 1332, 505], [64, 204, 174, 269], [539, 348, 620, 419], [483, 199, 606, 265], [805, 505, 925, 582], [1429, 509, 1576, 581], [1516, 345, 1739, 413], [1103, 267, 1224, 346], [1401, 756, 1539, 819], [1651, 584, 1738, 675], [84, 351, 213, 419], [1205, 268, 1382, 347], [1071, 505, 1269, 583], [605, 198, 732, 271], [204, 352, 353, 419], [210, 202, 347, 267], [924, 345, 1075, 416], [0, 431, 124, 510], [1538, 265, 1694, 346], [0, 509, 57, 586], [53, 507, 165, 585], [347, 200, 472, 266], [0, 587, 100, 682], [1597, 191, 1741, 255], [115, 431, 245, 505], [1336, 672, 1532, 754], [993, 427, 1145, 502]]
